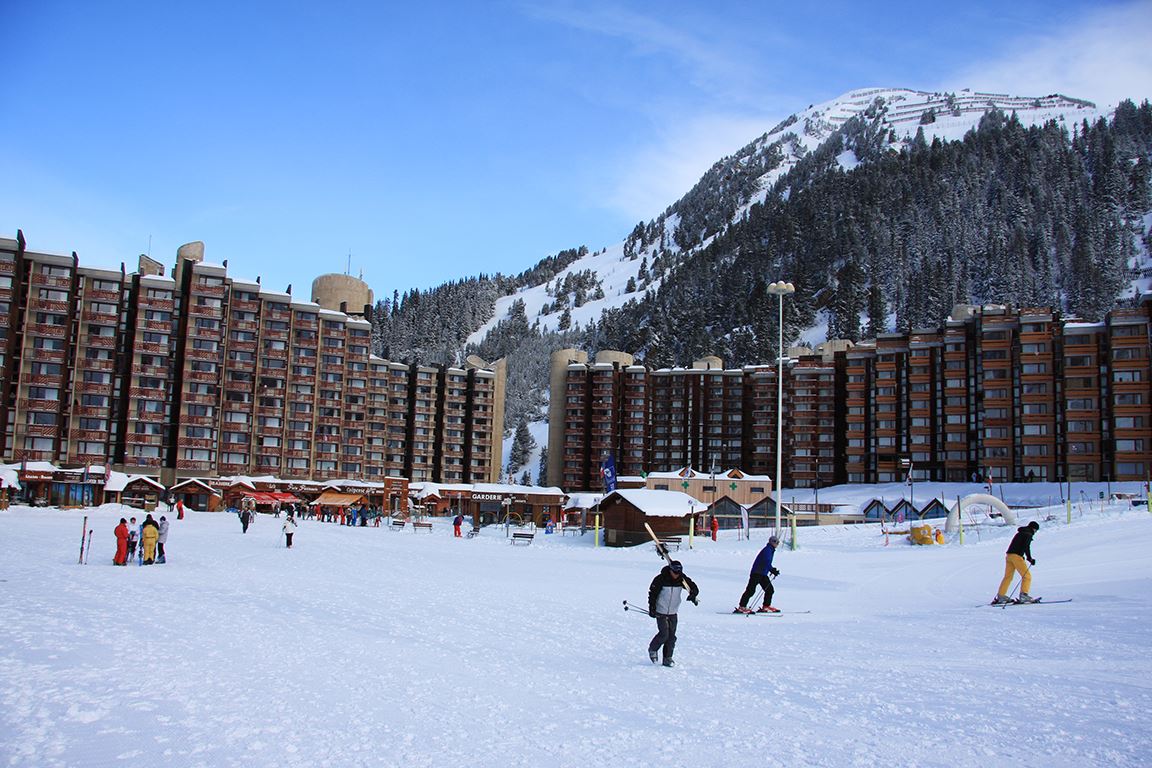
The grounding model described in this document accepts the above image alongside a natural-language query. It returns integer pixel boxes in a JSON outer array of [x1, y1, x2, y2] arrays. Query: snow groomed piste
[[1, 487, 1150, 767]]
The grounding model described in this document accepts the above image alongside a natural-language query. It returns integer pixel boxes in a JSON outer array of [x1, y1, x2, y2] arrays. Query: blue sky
[[2, 1, 1150, 297]]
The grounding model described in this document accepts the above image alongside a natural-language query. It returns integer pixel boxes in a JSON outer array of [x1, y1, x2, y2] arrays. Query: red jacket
[[115, 522, 129, 543]]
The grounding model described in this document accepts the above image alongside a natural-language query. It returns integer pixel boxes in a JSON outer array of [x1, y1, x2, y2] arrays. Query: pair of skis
[[985, 597, 1072, 609]]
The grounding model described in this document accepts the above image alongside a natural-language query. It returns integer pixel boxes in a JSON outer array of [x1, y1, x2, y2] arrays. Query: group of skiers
[[645, 522, 1045, 667], [113, 514, 169, 565]]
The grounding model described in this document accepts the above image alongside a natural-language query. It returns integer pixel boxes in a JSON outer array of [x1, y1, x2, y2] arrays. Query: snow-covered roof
[[609, 489, 700, 517], [644, 467, 772, 482], [563, 493, 604, 509], [472, 482, 564, 496], [0, 467, 21, 490], [170, 478, 220, 494], [104, 472, 165, 493]]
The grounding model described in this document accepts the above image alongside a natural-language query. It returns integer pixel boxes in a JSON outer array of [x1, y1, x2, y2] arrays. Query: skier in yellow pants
[[994, 520, 1039, 604]]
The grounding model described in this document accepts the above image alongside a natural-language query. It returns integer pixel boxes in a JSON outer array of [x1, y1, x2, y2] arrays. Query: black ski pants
[[648, 613, 678, 662], [739, 573, 774, 608]]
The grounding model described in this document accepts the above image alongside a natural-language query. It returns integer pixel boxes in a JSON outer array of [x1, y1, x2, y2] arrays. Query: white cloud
[[945, 1, 1152, 106], [604, 113, 779, 222]]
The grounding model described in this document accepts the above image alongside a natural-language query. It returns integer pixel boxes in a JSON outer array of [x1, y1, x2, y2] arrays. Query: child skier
[[646, 560, 699, 668], [127, 517, 139, 562]]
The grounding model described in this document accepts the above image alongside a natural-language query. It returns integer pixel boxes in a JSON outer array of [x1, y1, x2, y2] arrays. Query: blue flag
[[600, 455, 617, 493]]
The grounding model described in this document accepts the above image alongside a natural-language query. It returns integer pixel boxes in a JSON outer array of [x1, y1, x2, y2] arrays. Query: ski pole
[[84, 530, 93, 564], [623, 600, 651, 614]]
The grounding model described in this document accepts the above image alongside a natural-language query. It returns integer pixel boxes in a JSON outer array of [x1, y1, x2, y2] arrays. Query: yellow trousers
[[998, 554, 1031, 596]]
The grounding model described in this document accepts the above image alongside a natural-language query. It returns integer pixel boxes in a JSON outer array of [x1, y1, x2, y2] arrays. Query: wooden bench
[[511, 531, 535, 546], [411, 521, 433, 533], [390, 519, 406, 531], [656, 536, 682, 552]]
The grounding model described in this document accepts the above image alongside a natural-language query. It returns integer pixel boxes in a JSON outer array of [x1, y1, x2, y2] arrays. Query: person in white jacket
[[283, 515, 297, 548], [157, 516, 170, 564], [646, 560, 699, 667]]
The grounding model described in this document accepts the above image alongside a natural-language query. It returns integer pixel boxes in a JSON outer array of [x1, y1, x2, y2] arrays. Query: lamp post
[[767, 280, 795, 537]]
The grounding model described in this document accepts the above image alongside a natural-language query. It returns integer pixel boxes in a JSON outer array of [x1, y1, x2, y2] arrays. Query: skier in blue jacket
[[735, 535, 780, 613]]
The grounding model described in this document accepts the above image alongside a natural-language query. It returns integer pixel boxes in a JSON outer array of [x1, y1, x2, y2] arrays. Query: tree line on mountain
[[590, 101, 1152, 368], [371, 99, 1152, 444]]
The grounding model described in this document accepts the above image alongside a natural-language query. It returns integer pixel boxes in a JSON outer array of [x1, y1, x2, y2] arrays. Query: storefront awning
[[310, 491, 367, 507]]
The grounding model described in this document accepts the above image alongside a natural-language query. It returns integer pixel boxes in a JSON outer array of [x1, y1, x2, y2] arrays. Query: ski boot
[[649, 650, 659, 664], [734, 606, 754, 614], [662, 659, 676, 668], [757, 605, 780, 613], [992, 595, 1014, 605], [1016, 593, 1038, 604]]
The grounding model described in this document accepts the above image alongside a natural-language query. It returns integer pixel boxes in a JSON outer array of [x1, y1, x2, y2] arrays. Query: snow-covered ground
[[2, 490, 1151, 767]]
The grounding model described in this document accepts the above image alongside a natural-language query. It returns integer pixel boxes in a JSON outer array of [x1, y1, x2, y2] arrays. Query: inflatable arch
[[945, 493, 1017, 533]]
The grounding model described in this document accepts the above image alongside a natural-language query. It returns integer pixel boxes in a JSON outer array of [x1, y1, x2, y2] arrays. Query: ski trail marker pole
[[78, 516, 88, 564]]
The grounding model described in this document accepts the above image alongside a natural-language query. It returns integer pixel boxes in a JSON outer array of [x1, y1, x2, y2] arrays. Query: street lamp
[[767, 280, 795, 537]]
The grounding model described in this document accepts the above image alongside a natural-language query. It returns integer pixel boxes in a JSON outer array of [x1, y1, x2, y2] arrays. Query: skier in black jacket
[[647, 561, 699, 667], [993, 521, 1039, 604]]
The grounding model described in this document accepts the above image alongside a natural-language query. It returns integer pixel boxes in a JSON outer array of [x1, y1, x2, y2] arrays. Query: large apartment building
[[550, 301, 1152, 491], [0, 231, 505, 485]]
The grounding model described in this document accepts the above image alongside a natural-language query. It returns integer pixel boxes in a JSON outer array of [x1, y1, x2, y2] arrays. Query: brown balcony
[[129, 387, 166, 399], [30, 323, 68, 338], [21, 400, 62, 412], [176, 459, 214, 470], [30, 273, 71, 288]]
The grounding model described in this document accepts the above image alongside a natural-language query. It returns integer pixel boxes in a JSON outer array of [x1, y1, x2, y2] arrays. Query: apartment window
[[1115, 439, 1145, 452], [1022, 424, 1048, 436], [1113, 370, 1144, 383], [1113, 347, 1147, 360], [1115, 416, 1145, 429]]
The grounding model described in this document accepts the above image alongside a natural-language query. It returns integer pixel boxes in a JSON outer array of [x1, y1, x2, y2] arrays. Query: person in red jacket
[[113, 518, 129, 565], [710, 516, 719, 541]]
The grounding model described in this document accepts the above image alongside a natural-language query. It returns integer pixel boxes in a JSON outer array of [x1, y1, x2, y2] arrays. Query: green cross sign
[[681, 481, 690, 490], [730, 482, 738, 491]]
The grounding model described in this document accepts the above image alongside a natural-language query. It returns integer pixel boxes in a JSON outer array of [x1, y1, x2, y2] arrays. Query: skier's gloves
[[1028, 558, 1036, 566], [689, 596, 699, 606], [648, 609, 656, 618], [770, 567, 780, 577]]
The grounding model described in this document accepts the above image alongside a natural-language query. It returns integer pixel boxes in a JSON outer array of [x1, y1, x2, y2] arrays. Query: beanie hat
[[1028, 521, 1040, 531], [669, 560, 684, 573]]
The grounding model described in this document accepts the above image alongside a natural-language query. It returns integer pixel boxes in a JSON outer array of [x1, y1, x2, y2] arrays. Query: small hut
[[600, 489, 699, 547]]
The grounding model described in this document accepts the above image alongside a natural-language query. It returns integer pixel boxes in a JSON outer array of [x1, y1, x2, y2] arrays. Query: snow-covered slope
[[469, 87, 1112, 344], [2, 489, 1150, 767]]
